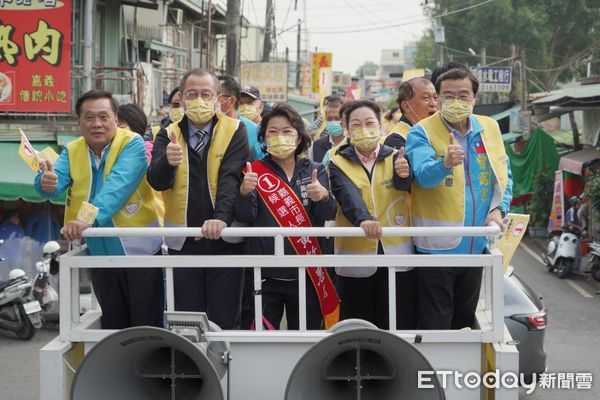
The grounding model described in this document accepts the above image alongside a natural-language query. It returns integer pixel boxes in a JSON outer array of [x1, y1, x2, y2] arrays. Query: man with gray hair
[[148, 68, 249, 329], [383, 77, 438, 149]]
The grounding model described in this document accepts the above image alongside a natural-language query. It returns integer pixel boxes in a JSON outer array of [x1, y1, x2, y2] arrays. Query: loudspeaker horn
[[285, 319, 446, 400], [71, 326, 225, 400]]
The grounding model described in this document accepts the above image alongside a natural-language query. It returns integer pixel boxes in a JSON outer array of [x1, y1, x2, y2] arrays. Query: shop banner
[[547, 170, 565, 232], [0, 0, 71, 112]]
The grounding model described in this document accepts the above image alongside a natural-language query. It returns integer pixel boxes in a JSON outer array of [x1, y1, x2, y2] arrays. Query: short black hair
[[118, 103, 148, 136], [179, 68, 220, 95], [344, 100, 382, 126], [4, 209, 18, 220], [218, 75, 241, 109], [324, 95, 342, 109], [435, 68, 479, 95], [397, 77, 433, 114], [384, 105, 400, 121], [75, 90, 119, 117], [339, 101, 352, 120], [167, 87, 180, 104], [259, 103, 311, 156], [430, 62, 468, 87]]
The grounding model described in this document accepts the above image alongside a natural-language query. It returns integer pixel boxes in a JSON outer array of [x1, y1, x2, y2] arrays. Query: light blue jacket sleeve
[[406, 124, 452, 189], [500, 157, 513, 213], [92, 135, 148, 226], [34, 148, 72, 198]]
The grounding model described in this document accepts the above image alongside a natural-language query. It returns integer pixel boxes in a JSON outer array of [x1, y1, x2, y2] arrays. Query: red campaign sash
[[244, 160, 340, 329]]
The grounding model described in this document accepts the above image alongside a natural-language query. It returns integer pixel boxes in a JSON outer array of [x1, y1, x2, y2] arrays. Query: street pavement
[[517, 238, 600, 399], [0, 240, 598, 400]]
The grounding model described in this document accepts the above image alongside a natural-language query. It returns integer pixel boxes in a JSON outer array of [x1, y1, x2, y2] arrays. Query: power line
[[308, 0, 496, 34]]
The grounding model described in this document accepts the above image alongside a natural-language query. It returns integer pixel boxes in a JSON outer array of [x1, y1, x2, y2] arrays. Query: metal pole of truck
[[83, 0, 94, 92]]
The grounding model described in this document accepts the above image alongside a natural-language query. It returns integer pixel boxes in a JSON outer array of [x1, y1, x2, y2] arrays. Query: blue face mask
[[326, 121, 344, 137]]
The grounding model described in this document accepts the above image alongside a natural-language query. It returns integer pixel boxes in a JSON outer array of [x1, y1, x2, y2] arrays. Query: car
[[504, 266, 547, 383]]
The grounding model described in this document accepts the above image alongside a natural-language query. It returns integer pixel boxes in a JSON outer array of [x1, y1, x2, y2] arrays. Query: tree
[[356, 61, 379, 78], [414, 30, 438, 72], [423, 0, 600, 90]]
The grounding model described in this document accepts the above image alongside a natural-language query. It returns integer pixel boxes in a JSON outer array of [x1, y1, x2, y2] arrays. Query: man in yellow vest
[[383, 77, 438, 149], [406, 68, 513, 330], [147, 69, 249, 329], [34, 90, 164, 329]]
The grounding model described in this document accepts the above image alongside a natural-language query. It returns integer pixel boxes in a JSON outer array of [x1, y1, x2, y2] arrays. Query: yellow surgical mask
[[350, 127, 381, 152], [169, 106, 184, 122], [184, 97, 216, 124], [440, 99, 474, 123], [239, 103, 260, 121], [266, 135, 297, 159]]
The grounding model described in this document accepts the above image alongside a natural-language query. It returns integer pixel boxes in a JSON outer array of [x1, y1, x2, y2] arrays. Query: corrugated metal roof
[[532, 84, 600, 105]]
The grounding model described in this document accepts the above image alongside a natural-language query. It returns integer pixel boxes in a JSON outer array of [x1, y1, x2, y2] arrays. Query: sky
[[236, 0, 431, 75]]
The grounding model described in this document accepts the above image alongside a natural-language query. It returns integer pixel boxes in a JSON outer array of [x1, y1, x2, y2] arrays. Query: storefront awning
[[0, 142, 65, 204], [558, 148, 600, 175]]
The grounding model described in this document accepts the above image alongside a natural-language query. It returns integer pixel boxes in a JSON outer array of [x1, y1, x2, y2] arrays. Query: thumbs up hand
[[40, 159, 58, 193], [443, 133, 464, 168], [166, 131, 183, 166], [240, 161, 258, 197], [306, 168, 329, 202], [394, 147, 410, 179]]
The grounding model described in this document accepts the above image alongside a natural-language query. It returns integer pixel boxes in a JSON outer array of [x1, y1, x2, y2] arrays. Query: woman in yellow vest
[[328, 99, 417, 329]]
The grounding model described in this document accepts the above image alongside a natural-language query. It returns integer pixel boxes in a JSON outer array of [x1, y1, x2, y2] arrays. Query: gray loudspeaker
[[71, 326, 224, 400], [285, 320, 446, 400]]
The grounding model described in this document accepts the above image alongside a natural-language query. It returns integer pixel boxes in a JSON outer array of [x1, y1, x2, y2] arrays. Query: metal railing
[[59, 226, 504, 344]]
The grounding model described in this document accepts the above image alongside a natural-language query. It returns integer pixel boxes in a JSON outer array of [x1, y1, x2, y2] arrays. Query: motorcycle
[[543, 227, 579, 279], [33, 241, 60, 316], [588, 241, 600, 283], [0, 241, 43, 339]]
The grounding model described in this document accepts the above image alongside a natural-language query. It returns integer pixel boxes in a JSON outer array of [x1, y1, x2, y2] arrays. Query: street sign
[[0, 0, 72, 112], [473, 67, 512, 93], [241, 62, 288, 102], [311, 52, 332, 94]]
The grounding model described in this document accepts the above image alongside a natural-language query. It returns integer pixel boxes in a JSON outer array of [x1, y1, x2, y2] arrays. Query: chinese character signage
[[0, 0, 71, 112], [241, 62, 288, 102], [311, 52, 331, 94], [473, 67, 512, 93]]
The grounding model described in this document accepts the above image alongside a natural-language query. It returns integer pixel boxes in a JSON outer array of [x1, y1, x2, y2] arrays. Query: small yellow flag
[[497, 213, 530, 271], [18, 129, 40, 173], [37, 147, 59, 164]]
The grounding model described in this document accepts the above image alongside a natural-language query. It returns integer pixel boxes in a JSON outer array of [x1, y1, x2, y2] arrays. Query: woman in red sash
[[328, 100, 417, 330], [235, 103, 337, 330]]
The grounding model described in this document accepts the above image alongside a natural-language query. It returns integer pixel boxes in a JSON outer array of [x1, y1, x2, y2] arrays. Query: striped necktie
[[194, 129, 208, 156]]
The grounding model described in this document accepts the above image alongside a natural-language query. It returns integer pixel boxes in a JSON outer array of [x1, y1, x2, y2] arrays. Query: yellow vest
[[411, 112, 509, 250], [65, 129, 161, 253], [391, 120, 412, 138], [330, 149, 413, 256], [162, 113, 239, 249]]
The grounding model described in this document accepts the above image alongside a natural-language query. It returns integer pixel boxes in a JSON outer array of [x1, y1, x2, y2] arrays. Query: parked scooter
[[588, 241, 600, 283], [33, 241, 60, 316], [0, 240, 43, 339], [543, 227, 579, 278]]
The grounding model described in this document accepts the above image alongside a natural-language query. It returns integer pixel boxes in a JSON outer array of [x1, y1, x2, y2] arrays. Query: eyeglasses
[[440, 94, 473, 101], [185, 90, 216, 101]]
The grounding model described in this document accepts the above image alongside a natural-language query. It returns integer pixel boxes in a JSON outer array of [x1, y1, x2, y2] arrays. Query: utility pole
[[520, 49, 527, 111], [296, 18, 301, 89], [207, 0, 212, 70], [226, 0, 241, 77], [263, 0, 273, 61], [480, 47, 486, 67], [519, 48, 531, 138], [434, 25, 445, 66]]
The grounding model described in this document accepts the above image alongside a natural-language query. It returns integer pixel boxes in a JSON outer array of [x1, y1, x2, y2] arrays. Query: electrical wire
[[309, 0, 496, 34]]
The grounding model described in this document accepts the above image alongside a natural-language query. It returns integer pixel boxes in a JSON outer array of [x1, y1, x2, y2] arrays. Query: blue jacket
[[240, 115, 265, 160], [406, 114, 513, 255], [34, 136, 148, 255]]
